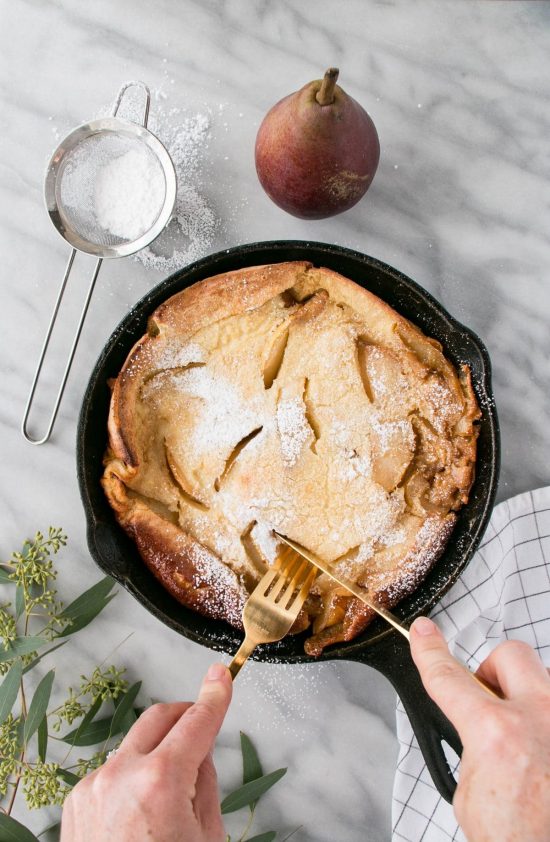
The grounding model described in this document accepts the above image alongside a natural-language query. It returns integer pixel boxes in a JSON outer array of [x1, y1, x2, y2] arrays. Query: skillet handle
[[346, 630, 462, 804]]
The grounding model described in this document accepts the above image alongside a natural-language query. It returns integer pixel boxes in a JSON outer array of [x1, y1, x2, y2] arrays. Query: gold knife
[[275, 532, 410, 640], [274, 531, 503, 699]]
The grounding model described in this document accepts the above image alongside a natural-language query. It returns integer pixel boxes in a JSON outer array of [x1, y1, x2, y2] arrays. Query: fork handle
[[228, 636, 257, 680]]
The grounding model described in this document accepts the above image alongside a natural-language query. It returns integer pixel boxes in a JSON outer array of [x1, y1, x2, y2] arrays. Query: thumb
[[163, 663, 232, 769], [410, 616, 492, 735]]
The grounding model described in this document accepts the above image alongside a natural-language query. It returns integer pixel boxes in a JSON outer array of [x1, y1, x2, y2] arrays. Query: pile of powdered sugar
[[94, 146, 165, 241], [57, 132, 166, 244]]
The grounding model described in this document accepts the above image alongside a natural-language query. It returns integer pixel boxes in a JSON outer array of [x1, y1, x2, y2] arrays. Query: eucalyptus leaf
[[24, 670, 55, 744], [112, 695, 142, 733], [15, 716, 25, 749], [0, 660, 22, 724], [23, 640, 68, 674], [247, 834, 277, 842], [58, 577, 115, 623], [220, 768, 287, 814], [241, 731, 263, 784], [0, 812, 40, 841], [119, 706, 138, 735], [0, 636, 47, 663], [15, 585, 25, 619], [109, 681, 141, 738], [0, 565, 13, 584], [37, 821, 61, 840], [57, 594, 116, 638], [37, 714, 48, 762], [62, 715, 119, 747], [57, 767, 81, 787]]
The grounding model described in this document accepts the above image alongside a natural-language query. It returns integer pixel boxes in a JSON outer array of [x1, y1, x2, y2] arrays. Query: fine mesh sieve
[[55, 131, 166, 249], [22, 82, 177, 444]]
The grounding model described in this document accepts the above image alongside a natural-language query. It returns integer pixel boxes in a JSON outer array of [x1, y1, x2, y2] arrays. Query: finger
[[157, 663, 232, 768], [410, 616, 495, 734], [475, 639, 550, 698], [118, 702, 193, 755], [193, 753, 224, 837]]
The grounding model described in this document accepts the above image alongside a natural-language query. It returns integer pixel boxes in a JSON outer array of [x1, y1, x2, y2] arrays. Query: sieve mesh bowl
[[45, 117, 176, 258]]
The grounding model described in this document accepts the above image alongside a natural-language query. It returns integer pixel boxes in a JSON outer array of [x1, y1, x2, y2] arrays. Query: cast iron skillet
[[77, 241, 500, 804]]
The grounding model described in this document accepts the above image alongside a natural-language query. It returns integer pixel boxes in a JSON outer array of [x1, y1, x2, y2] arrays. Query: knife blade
[[275, 531, 504, 699], [274, 532, 410, 640]]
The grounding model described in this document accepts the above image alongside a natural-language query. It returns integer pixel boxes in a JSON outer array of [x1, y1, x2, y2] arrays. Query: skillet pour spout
[[78, 240, 500, 804]]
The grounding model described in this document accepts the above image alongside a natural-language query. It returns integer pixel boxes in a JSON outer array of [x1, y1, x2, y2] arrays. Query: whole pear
[[255, 68, 380, 219]]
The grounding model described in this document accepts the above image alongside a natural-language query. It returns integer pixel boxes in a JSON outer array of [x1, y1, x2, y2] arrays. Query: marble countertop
[[2, 1, 550, 839]]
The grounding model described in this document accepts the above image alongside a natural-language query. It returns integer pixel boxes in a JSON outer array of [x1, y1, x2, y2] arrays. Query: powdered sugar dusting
[[184, 537, 245, 626], [368, 515, 451, 603], [144, 366, 263, 457], [424, 376, 457, 432], [369, 416, 414, 454], [276, 398, 312, 467], [154, 340, 206, 370], [251, 520, 281, 564]]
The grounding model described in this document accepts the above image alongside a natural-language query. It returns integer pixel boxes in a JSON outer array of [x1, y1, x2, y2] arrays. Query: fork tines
[[266, 546, 314, 608]]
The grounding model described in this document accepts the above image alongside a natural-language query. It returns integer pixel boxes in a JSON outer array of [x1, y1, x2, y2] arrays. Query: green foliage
[[0, 811, 40, 841], [24, 671, 55, 745], [224, 733, 293, 842], [0, 714, 20, 795], [221, 769, 287, 814], [22, 762, 69, 809], [0, 529, 125, 828], [0, 530, 296, 842], [0, 663, 23, 726]]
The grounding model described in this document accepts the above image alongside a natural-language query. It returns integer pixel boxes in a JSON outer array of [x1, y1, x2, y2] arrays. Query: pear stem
[[316, 67, 339, 106]]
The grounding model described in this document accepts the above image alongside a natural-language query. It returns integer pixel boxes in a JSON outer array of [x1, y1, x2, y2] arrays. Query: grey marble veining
[[1, 1, 550, 840]]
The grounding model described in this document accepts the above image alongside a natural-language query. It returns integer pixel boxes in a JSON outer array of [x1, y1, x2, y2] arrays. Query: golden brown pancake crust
[[102, 262, 480, 654]]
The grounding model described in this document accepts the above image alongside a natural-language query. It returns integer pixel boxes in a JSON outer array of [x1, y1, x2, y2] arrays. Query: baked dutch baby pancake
[[102, 261, 480, 655]]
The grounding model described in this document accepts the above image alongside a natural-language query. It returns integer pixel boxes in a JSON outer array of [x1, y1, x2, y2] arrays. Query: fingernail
[[205, 663, 228, 682], [412, 617, 437, 636]]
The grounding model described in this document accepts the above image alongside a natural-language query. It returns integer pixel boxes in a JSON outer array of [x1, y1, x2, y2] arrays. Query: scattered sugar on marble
[[105, 84, 218, 271], [235, 661, 329, 739]]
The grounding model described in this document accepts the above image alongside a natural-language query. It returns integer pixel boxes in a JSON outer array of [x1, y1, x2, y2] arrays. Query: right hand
[[410, 616, 550, 842]]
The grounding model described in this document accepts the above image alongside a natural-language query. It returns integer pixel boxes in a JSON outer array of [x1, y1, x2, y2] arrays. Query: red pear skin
[[255, 72, 380, 219]]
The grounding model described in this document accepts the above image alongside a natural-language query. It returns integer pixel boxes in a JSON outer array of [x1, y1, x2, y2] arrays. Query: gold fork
[[228, 546, 317, 680]]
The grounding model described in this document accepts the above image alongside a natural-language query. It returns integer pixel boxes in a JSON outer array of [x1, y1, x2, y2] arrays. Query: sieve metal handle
[[21, 252, 103, 444], [22, 82, 151, 445], [113, 81, 151, 127]]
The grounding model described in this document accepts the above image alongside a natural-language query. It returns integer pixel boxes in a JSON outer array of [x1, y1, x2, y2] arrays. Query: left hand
[[60, 663, 232, 842]]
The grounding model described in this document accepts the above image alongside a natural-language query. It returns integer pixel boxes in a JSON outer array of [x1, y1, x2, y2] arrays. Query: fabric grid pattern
[[392, 486, 550, 842]]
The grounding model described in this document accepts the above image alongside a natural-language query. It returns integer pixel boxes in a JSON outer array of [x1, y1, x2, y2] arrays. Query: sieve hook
[[22, 82, 152, 445]]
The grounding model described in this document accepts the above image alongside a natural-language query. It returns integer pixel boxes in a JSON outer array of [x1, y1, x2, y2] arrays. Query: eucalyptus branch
[[0, 529, 296, 842]]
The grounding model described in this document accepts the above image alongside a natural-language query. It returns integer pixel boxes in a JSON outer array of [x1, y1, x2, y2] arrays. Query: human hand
[[60, 663, 232, 842], [410, 617, 550, 842]]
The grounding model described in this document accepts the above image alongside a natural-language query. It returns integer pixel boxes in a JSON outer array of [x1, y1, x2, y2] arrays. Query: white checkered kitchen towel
[[392, 486, 550, 842]]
